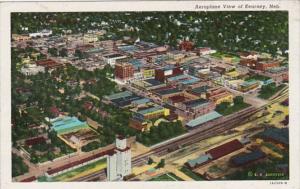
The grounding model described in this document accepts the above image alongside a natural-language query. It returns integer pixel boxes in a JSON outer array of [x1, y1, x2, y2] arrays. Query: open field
[[217, 103, 251, 116], [149, 173, 183, 181], [179, 166, 204, 181], [51, 158, 106, 181]]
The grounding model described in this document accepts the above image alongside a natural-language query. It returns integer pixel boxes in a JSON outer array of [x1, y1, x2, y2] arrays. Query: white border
[[1, 1, 300, 189]]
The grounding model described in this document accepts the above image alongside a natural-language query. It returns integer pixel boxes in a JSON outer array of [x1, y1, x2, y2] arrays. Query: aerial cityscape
[[11, 11, 289, 182]]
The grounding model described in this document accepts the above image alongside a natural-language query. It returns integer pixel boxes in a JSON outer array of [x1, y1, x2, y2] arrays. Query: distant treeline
[[11, 11, 288, 56]]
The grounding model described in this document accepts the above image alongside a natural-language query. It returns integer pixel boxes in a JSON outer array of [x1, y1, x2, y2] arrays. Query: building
[[132, 79, 166, 91], [115, 62, 134, 81], [155, 66, 183, 82], [189, 85, 211, 99], [20, 64, 45, 76], [20, 176, 37, 182], [46, 150, 109, 177], [143, 68, 155, 79], [49, 116, 89, 135], [153, 86, 182, 101], [12, 34, 31, 41], [135, 105, 170, 120], [205, 139, 244, 160], [194, 47, 216, 55], [29, 29, 52, 38], [230, 150, 266, 167], [167, 74, 201, 89], [129, 117, 152, 132], [263, 66, 288, 84], [103, 53, 128, 66], [239, 59, 258, 69], [188, 57, 211, 76], [36, 59, 62, 69], [256, 127, 289, 147], [177, 98, 216, 120], [239, 80, 260, 92], [179, 41, 194, 51], [83, 33, 98, 43], [256, 60, 280, 71], [206, 87, 233, 104], [186, 154, 212, 169], [186, 111, 222, 128], [107, 136, 132, 181]]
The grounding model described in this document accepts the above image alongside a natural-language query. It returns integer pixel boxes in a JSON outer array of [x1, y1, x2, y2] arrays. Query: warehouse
[[186, 154, 212, 169], [186, 111, 222, 128], [230, 150, 266, 167], [205, 139, 244, 160]]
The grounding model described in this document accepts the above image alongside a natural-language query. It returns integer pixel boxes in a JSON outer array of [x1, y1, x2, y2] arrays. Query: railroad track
[[72, 91, 289, 181], [75, 107, 260, 181]]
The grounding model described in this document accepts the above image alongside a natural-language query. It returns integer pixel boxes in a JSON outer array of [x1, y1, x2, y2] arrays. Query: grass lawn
[[258, 84, 285, 99], [144, 132, 187, 147], [51, 158, 106, 181], [26, 107, 45, 122], [217, 102, 251, 116], [245, 75, 271, 82], [208, 165, 223, 173], [149, 173, 183, 181], [211, 52, 239, 61], [179, 166, 204, 181]]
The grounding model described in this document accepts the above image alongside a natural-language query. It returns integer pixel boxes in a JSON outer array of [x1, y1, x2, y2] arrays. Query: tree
[[148, 157, 154, 165], [47, 151, 55, 161], [156, 159, 165, 169], [75, 49, 86, 59], [59, 48, 68, 57], [12, 153, 29, 177], [215, 102, 230, 113], [48, 48, 58, 57], [233, 96, 244, 105]]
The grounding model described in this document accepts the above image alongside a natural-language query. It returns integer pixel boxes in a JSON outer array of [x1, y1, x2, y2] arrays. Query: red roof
[[206, 139, 243, 160], [83, 102, 93, 111], [25, 137, 46, 146], [50, 106, 60, 116], [168, 95, 186, 103], [46, 150, 109, 175], [16, 87, 31, 94], [179, 41, 194, 51], [36, 59, 61, 69], [166, 113, 178, 121], [20, 176, 36, 182]]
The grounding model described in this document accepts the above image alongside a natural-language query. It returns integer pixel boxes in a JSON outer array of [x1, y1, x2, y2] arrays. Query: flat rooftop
[[105, 91, 133, 101], [168, 74, 200, 85], [183, 98, 209, 108], [186, 111, 222, 128], [137, 105, 164, 115], [144, 79, 163, 86], [156, 88, 181, 96], [50, 116, 88, 134], [103, 53, 126, 58]]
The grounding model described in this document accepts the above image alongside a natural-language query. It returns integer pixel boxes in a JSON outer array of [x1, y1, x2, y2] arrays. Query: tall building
[[115, 63, 134, 81], [107, 136, 131, 181]]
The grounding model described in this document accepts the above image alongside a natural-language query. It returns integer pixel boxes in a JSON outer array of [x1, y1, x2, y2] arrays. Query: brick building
[[115, 62, 134, 81], [155, 66, 183, 82], [255, 60, 280, 71]]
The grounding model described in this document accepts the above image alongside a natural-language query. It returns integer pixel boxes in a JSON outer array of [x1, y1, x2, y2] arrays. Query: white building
[[102, 54, 127, 67], [20, 64, 45, 76], [198, 47, 216, 55], [29, 29, 52, 38], [107, 136, 131, 181], [83, 33, 98, 43]]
